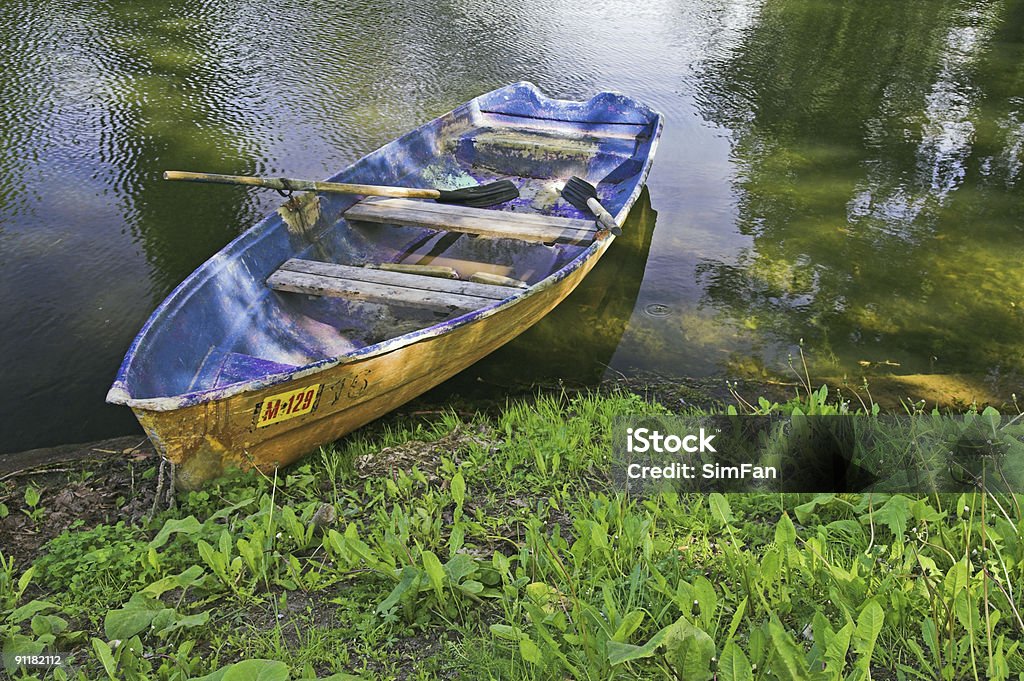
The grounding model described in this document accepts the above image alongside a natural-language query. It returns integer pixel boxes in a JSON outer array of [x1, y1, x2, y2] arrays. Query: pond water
[[2, 0, 1022, 454]]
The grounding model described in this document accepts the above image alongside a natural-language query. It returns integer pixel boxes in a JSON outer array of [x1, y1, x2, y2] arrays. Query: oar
[[561, 176, 622, 236], [163, 171, 519, 208]]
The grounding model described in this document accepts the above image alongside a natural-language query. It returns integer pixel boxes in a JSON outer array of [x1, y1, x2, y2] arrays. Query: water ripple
[[2, 0, 1024, 453]]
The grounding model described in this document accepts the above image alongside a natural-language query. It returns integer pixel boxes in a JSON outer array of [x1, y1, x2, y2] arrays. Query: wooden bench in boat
[[343, 196, 599, 245], [267, 259, 516, 313]]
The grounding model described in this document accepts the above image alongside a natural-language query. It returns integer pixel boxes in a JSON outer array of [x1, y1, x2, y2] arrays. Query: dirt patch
[[354, 423, 501, 482], [0, 435, 159, 567]]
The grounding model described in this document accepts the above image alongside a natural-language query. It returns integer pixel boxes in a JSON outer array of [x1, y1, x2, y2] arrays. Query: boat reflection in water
[[440, 187, 658, 394]]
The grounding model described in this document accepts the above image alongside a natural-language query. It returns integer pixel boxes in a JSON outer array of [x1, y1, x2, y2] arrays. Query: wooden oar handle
[[163, 170, 441, 200], [586, 197, 622, 236]]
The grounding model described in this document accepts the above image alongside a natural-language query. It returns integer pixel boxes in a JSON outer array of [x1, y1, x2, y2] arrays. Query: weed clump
[[1, 391, 1022, 679]]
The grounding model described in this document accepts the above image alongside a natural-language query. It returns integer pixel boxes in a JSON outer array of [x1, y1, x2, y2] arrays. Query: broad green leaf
[[693, 575, 717, 623], [956, 492, 971, 519], [921, 618, 939, 663], [775, 512, 797, 548], [663, 617, 715, 681], [981, 406, 1001, 433], [761, 546, 782, 583], [448, 522, 465, 556], [150, 608, 177, 634], [987, 634, 1011, 681], [3, 635, 46, 673], [218, 528, 232, 559], [91, 638, 117, 680], [870, 495, 910, 539], [909, 498, 944, 523], [607, 627, 669, 665], [994, 517, 1020, 553], [155, 611, 210, 637], [724, 597, 748, 645], [451, 471, 466, 509], [519, 637, 542, 664], [489, 624, 526, 641], [766, 619, 809, 681], [522, 604, 580, 676], [7, 599, 58, 624], [794, 494, 833, 524], [149, 516, 202, 549], [606, 641, 646, 665], [24, 486, 40, 508], [854, 601, 884, 661], [208, 498, 255, 522], [16, 566, 35, 598], [526, 582, 556, 605], [915, 555, 940, 577], [749, 626, 767, 667], [104, 605, 162, 640], [443, 553, 477, 583], [943, 558, 971, 595], [30, 614, 67, 636], [825, 622, 853, 675], [719, 642, 754, 681], [221, 660, 289, 681], [458, 580, 484, 595], [332, 524, 379, 569], [811, 611, 834, 648], [189, 667, 228, 681], [612, 610, 645, 642], [954, 590, 979, 634], [709, 493, 734, 527], [589, 521, 609, 548], [376, 566, 419, 614], [197, 540, 224, 576], [141, 565, 205, 597], [421, 550, 445, 600]]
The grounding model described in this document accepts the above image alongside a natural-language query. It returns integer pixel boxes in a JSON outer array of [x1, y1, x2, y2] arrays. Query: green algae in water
[[420, 161, 478, 190]]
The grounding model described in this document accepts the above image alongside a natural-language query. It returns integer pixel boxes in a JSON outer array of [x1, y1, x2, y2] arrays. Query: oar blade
[[560, 176, 598, 212], [562, 176, 621, 236], [436, 180, 519, 207]]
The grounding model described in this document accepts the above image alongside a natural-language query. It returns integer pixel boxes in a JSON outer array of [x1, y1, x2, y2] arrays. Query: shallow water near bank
[[1, 0, 1023, 454]]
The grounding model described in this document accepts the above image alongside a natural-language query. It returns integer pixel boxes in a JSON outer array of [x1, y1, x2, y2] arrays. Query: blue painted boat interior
[[111, 83, 662, 404]]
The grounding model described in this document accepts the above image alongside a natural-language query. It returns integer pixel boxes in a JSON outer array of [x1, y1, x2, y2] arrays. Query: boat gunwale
[[107, 82, 664, 412]]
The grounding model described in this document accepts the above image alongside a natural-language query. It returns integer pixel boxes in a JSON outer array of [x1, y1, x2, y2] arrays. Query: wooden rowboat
[[107, 82, 663, 489]]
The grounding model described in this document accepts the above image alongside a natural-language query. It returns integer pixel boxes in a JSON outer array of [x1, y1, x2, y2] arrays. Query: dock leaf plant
[[0, 389, 1022, 679]]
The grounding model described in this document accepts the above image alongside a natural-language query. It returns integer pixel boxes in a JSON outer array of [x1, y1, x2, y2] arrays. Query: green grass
[[1, 390, 1023, 680]]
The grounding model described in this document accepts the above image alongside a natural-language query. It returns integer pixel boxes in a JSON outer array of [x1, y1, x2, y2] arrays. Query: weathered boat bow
[[108, 82, 663, 489]]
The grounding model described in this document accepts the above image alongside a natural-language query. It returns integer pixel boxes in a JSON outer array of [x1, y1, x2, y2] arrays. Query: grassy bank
[[2, 390, 1023, 680]]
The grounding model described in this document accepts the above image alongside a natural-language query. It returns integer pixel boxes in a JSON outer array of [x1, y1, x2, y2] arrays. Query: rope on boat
[[276, 177, 295, 198]]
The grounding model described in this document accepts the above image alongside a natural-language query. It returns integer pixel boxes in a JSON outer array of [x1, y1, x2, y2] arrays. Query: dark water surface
[[2, 0, 1023, 454]]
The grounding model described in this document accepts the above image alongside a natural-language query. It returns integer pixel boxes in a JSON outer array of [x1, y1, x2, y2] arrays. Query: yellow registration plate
[[255, 384, 321, 427]]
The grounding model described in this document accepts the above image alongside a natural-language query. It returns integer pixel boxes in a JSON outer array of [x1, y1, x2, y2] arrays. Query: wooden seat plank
[[267, 259, 516, 314], [344, 196, 598, 244], [277, 259, 512, 299]]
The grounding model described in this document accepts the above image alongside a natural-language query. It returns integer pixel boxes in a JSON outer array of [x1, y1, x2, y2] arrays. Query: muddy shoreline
[[0, 374, 722, 564], [1, 370, 1014, 570], [3, 368, 1015, 477]]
